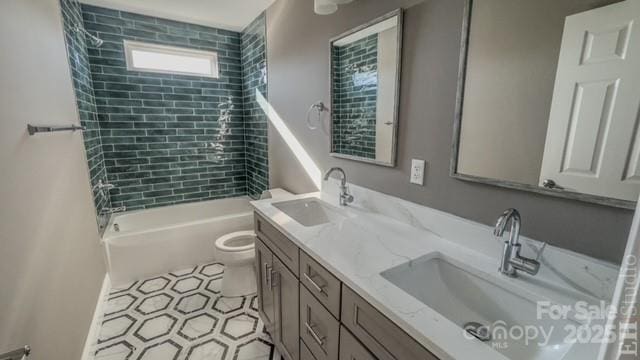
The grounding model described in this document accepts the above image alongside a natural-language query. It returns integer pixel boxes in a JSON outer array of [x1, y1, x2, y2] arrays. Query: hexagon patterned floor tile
[[170, 266, 197, 278], [134, 314, 178, 342], [213, 297, 246, 315], [234, 338, 276, 360], [200, 263, 224, 277], [139, 339, 182, 360], [136, 293, 173, 315], [171, 276, 204, 294], [98, 314, 136, 344], [137, 276, 171, 295], [94, 341, 135, 360], [104, 294, 137, 316], [175, 293, 210, 315], [178, 313, 219, 341], [205, 277, 223, 295], [91, 263, 280, 360], [221, 314, 259, 341]]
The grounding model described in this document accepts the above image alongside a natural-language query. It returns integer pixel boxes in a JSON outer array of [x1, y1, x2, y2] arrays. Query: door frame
[[599, 193, 640, 359]]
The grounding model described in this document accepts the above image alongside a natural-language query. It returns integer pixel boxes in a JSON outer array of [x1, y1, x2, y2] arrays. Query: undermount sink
[[272, 198, 346, 227], [381, 254, 581, 360]]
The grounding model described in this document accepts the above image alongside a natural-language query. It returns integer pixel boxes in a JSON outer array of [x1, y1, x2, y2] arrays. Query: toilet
[[214, 189, 291, 297], [215, 230, 257, 297]]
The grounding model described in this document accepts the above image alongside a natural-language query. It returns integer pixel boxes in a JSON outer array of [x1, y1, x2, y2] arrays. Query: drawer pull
[[303, 272, 326, 294], [305, 322, 326, 347]]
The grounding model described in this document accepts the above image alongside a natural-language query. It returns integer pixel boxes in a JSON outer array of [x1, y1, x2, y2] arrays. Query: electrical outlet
[[410, 159, 426, 185]]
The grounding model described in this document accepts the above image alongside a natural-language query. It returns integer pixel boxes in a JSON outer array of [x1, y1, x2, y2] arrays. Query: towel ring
[[306, 101, 329, 130]]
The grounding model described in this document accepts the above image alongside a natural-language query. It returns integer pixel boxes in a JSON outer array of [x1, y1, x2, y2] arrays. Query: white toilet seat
[[215, 230, 255, 252], [214, 230, 257, 297]]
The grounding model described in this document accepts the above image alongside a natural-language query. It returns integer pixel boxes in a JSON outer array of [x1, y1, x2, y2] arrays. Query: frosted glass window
[[124, 40, 218, 78]]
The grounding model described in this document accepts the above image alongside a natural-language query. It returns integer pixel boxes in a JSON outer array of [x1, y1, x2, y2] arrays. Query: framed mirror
[[452, 0, 639, 209], [330, 9, 403, 167]]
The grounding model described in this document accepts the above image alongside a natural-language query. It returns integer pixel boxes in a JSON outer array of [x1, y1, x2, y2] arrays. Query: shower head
[[75, 25, 103, 47], [90, 36, 104, 47]]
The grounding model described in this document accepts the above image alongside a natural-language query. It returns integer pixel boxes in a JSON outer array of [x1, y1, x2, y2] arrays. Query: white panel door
[[539, 0, 640, 201]]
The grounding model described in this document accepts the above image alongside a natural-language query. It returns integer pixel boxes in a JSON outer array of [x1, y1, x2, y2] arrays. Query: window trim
[[123, 40, 219, 78]]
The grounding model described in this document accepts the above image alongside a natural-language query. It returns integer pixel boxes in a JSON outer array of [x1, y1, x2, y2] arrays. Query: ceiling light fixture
[[314, 0, 355, 15]]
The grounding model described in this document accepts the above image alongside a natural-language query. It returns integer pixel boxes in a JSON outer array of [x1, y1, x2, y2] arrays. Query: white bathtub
[[103, 196, 254, 287]]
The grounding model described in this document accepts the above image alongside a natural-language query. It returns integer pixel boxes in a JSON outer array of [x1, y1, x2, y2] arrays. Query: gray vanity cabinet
[[254, 213, 440, 360], [255, 237, 300, 360], [256, 214, 301, 360]]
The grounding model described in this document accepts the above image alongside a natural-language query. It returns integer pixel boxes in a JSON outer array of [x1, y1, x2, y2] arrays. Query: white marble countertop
[[251, 183, 620, 360]]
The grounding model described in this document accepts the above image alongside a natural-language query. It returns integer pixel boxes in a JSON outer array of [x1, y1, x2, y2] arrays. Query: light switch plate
[[410, 159, 425, 185]]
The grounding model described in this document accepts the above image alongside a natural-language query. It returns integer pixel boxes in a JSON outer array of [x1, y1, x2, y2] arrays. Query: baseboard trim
[[81, 273, 110, 360]]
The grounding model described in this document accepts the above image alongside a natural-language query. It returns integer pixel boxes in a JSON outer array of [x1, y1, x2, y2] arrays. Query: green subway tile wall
[[332, 34, 378, 159], [241, 13, 269, 199], [60, 0, 112, 218], [69, 4, 269, 210]]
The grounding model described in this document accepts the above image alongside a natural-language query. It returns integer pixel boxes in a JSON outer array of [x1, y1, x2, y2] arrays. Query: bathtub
[[103, 196, 254, 287]]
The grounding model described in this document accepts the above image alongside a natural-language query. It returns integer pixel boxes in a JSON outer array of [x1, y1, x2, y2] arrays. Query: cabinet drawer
[[255, 213, 299, 277], [300, 251, 342, 318], [300, 286, 340, 360], [339, 326, 376, 360], [301, 339, 318, 360], [341, 286, 438, 360]]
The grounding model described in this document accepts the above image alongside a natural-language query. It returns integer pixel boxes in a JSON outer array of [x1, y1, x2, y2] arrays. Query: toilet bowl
[[215, 230, 257, 297], [214, 189, 292, 297]]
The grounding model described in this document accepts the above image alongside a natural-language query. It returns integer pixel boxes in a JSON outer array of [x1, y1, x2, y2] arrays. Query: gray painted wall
[[0, 0, 106, 358], [266, 0, 632, 264]]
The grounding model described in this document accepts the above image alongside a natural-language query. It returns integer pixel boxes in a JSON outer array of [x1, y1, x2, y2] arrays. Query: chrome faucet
[[324, 167, 354, 206], [494, 209, 544, 277]]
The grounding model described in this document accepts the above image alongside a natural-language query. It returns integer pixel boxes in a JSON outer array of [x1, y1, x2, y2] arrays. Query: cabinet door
[[339, 326, 376, 360], [341, 285, 438, 360], [256, 239, 275, 334], [273, 256, 300, 360]]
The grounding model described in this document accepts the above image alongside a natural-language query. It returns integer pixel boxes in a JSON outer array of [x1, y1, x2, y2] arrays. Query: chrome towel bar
[[27, 124, 86, 136], [0, 345, 30, 360]]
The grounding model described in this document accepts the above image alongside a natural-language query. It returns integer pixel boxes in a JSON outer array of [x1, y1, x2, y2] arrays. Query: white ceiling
[[79, 0, 276, 32]]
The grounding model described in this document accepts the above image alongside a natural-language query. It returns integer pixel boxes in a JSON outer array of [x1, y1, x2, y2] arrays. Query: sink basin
[[272, 199, 345, 227], [381, 254, 580, 360]]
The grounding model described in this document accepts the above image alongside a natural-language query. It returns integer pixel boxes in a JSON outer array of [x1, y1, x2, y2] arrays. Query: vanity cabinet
[[255, 236, 299, 360], [254, 213, 439, 360]]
